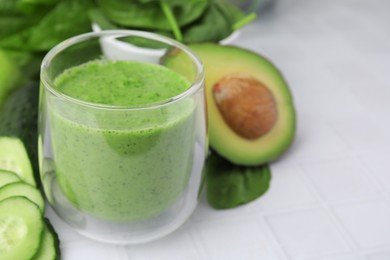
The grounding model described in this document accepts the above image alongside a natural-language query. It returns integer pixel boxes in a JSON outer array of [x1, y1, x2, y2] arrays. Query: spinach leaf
[[0, 1, 52, 46], [206, 151, 271, 209], [219, 0, 246, 23], [0, 28, 33, 50], [0, 0, 20, 14], [97, 0, 208, 31], [0, 16, 33, 39], [183, 0, 244, 43], [183, 2, 230, 43], [0, 6, 49, 39], [18, 0, 58, 6], [28, 0, 93, 51], [16, 0, 58, 15], [1, 0, 91, 52], [0, 0, 56, 15], [159, 1, 182, 41], [89, 8, 120, 30]]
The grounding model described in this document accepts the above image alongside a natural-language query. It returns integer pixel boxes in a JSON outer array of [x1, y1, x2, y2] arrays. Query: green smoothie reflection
[[49, 60, 196, 221]]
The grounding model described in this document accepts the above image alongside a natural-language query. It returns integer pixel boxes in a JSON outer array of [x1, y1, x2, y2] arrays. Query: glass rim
[[40, 30, 204, 110]]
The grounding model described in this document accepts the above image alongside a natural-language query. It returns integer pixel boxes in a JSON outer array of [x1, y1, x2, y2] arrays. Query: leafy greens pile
[[93, 0, 256, 43], [0, 0, 255, 79], [0, 0, 93, 78]]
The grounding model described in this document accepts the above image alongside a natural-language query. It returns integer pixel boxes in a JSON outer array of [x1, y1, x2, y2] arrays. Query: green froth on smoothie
[[49, 60, 197, 221], [54, 60, 191, 106]]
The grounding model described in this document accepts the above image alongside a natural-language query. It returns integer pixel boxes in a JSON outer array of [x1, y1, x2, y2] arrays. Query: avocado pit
[[213, 74, 278, 140]]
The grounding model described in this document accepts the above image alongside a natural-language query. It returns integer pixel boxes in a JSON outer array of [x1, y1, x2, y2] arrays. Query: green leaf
[[0, 16, 32, 39], [216, 0, 245, 24], [19, 0, 58, 5], [16, 0, 58, 15], [28, 0, 93, 51], [159, 1, 182, 41], [0, 0, 20, 14], [97, 0, 208, 31], [0, 4, 51, 46], [233, 12, 256, 30], [89, 8, 120, 30], [183, 1, 233, 43], [0, 27, 33, 51], [0, 0, 56, 15], [182, 0, 249, 43], [206, 151, 271, 209]]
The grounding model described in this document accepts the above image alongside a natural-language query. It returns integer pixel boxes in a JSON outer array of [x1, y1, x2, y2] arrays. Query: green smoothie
[[49, 60, 196, 221]]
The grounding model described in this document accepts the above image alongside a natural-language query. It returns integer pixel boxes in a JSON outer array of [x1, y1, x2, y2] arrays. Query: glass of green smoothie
[[39, 31, 206, 244]]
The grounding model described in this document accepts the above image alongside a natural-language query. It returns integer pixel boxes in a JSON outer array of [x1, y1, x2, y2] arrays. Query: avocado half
[[164, 43, 296, 166]]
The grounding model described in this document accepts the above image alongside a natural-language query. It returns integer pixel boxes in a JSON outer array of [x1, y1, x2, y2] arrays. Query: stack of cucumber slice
[[0, 137, 60, 260]]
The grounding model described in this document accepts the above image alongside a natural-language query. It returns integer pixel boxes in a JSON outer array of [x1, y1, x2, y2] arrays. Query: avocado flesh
[[164, 43, 296, 165]]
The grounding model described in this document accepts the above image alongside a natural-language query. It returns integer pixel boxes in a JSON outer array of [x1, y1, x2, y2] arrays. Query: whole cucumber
[[0, 49, 23, 106], [0, 82, 40, 186]]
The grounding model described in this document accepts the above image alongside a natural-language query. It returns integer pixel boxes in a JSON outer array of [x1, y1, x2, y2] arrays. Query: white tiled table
[[46, 0, 390, 259]]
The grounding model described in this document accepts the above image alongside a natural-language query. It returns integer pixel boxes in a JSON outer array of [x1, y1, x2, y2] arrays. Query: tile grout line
[[189, 210, 290, 260], [351, 152, 390, 206], [349, 152, 390, 258], [253, 209, 291, 260], [297, 161, 363, 258], [186, 218, 211, 260], [299, 151, 390, 257]]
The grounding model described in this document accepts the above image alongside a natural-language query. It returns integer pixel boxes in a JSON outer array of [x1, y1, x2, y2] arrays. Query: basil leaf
[[206, 151, 271, 209]]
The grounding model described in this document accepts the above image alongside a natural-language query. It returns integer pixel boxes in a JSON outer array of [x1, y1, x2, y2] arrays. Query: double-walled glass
[[39, 31, 207, 244]]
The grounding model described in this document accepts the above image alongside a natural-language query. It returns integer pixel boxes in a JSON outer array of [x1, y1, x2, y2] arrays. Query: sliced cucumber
[[32, 218, 61, 260], [0, 196, 43, 260], [0, 137, 36, 187], [0, 182, 45, 213], [0, 170, 21, 188]]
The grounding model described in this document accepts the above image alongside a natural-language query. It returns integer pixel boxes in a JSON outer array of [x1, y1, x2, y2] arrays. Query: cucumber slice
[[32, 218, 61, 260], [0, 170, 21, 188], [0, 137, 36, 187], [0, 196, 43, 260], [0, 182, 45, 213]]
